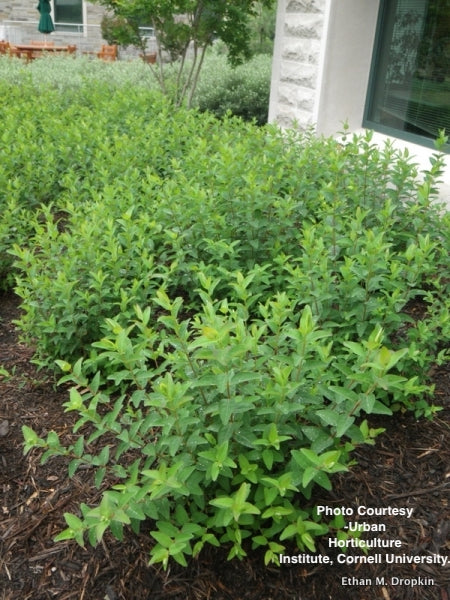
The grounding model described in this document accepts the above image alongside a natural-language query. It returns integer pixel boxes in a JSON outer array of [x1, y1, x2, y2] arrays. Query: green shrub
[[247, 2, 276, 56], [11, 117, 449, 379], [0, 54, 153, 91], [0, 51, 273, 288], [23, 289, 426, 567], [0, 67, 189, 289], [5, 70, 448, 567], [194, 53, 272, 124]]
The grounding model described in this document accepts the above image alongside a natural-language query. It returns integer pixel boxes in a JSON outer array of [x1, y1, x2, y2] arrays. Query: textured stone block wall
[[269, 0, 327, 129]]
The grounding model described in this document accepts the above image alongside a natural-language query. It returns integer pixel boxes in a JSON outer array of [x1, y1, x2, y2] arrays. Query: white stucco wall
[[314, 0, 379, 135]]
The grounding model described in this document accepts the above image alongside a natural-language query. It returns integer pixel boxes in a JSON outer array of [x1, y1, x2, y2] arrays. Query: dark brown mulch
[[0, 290, 449, 600]]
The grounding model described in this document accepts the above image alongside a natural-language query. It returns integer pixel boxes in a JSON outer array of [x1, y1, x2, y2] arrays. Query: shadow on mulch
[[0, 290, 449, 600]]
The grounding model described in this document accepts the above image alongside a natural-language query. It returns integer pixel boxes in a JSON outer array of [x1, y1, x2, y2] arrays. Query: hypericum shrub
[[0, 72, 208, 289], [23, 288, 427, 567], [0, 77, 142, 288], [13, 78, 449, 568], [11, 117, 449, 382], [0, 54, 153, 92]]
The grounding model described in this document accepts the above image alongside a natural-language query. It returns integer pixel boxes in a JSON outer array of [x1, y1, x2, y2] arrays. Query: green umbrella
[[37, 0, 55, 34]]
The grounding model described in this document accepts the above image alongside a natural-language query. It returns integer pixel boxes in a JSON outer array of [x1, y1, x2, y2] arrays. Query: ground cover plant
[[1, 58, 449, 569]]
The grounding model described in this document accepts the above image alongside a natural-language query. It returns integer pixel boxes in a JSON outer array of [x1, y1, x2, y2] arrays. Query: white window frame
[[50, 0, 87, 36]]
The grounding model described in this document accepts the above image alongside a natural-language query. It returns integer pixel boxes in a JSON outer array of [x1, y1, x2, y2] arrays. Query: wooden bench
[[140, 52, 157, 64], [0, 40, 11, 54], [8, 46, 33, 62], [97, 44, 117, 61]]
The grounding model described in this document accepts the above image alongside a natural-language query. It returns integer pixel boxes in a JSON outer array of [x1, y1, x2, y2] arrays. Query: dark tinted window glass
[[365, 0, 450, 150], [54, 0, 83, 32]]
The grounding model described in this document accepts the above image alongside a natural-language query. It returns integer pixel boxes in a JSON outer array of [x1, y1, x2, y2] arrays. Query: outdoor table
[[11, 44, 76, 60]]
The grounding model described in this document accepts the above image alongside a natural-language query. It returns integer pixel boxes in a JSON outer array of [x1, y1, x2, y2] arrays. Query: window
[[364, 0, 450, 151], [53, 0, 83, 33]]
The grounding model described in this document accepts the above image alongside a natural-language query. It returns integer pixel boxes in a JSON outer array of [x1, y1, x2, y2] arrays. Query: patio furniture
[[140, 52, 157, 64], [8, 43, 77, 61], [97, 44, 117, 61], [29, 40, 55, 48], [0, 40, 11, 54]]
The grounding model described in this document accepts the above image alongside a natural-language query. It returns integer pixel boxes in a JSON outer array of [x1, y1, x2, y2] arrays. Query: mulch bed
[[1, 290, 449, 600]]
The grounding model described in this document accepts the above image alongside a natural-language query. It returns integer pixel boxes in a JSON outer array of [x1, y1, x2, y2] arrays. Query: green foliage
[[0, 62, 155, 289], [100, 14, 143, 49], [0, 53, 154, 90], [3, 67, 448, 567], [90, 0, 275, 106], [22, 293, 427, 567], [247, 2, 276, 56], [195, 52, 272, 124], [0, 365, 11, 380], [9, 97, 449, 380]]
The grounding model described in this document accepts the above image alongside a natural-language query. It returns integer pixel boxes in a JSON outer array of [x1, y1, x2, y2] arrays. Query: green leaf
[[112, 509, 131, 525], [299, 305, 314, 335], [262, 505, 293, 519], [55, 359, 72, 373], [302, 466, 316, 488], [219, 399, 233, 425], [54, 528, 76, 543], [22, 425, 40, 453], [301, 532, 316, 552], [172, 551, 188, 567], [316, 409, 339, 428], [210, 497, 234, 510], [336, 414, 354, 437], [311, 470, 332, 490], [280, 524, 298, 541], [110, 519, 124, 541], [65, 387, 84, 412], [68, 459, 82, 479], [263, 484, 279, 506], [151, 531, 173, 547], [64, 513, 84, 531], [262, 449, 274, 470], [210, 463, 220, 481], [126, 504, 146, 521], [94, 445, 110, 467], [299, 448, 321, 466]]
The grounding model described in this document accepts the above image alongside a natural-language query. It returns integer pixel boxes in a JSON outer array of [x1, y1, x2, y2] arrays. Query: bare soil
[[1, 290, 449, 600]]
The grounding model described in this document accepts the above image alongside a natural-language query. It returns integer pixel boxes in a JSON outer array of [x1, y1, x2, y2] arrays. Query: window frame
[[363, 0, 450, 153], [51, 0, 85, 34]]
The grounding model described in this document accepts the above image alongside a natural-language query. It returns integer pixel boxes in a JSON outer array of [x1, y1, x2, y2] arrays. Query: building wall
[[1, 2, 156, 56], [269, 0, 380, 132], [314, 0, 379, 136], [0, 1, 104, 24], [1, 2, 107, 53], [269, 0, 327, 129]]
